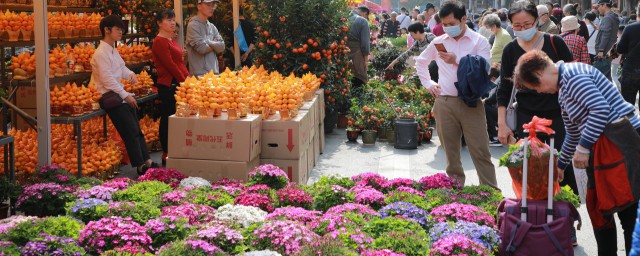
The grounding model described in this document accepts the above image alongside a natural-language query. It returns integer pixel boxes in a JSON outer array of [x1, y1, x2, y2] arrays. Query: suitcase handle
[[521, 130, 556, 224]]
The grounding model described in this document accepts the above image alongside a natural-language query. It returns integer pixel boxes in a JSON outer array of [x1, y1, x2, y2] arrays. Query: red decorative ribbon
[[520, 116, 555, 156]]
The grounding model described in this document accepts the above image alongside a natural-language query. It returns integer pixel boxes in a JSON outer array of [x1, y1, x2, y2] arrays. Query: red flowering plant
[[247, 164, 289, 190], [382, 178, 416, 193], [276, 184, 313, 209], [31, 164, 76, 185], [234, 193, 275, 212], [349, 185, 386, 210], [351, 172, 388, 191], [138, 168, 187, 189], [417, 173, 461, 192], [212, 178, 246, 196]]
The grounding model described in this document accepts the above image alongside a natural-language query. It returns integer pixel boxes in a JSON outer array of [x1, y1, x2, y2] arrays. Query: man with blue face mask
[[415, 1, 498, 189]]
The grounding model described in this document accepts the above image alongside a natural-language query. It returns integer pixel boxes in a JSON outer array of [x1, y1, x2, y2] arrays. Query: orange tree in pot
[[252, 0, 352, 118]]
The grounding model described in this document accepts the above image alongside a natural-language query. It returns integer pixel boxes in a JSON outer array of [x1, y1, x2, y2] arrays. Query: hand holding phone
[[434, 43, 447, 53]]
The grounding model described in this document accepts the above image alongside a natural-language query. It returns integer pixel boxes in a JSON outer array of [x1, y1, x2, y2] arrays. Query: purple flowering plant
[[21, 234, 85, 256], [33, 164, 77, 185], [384, 191, 429, 210], [430, 234, 491, 256], [379, 202, 429, 227], [429, 203, 496, 228], [418, 173, 460, 191], [78, 216, 152, 254], [16, 182, 75, 217], [190, 223, 245, 253], [145, 216, 193, 251], [234, 193, 275, 212], [276, 186, 313, 209], [246, 220, 320, 255], [75, 185, 118, 201], [161, 203, 216, 225], [66, 198, 108, 223], [0, 241, 20, 255], [265, 207, 323, 228], [350, 185, 386, 210], [247, 164, 290, 189], [429, 221, 501, 251], [138, 168, 187, 189], [351, 172, 388, 191]]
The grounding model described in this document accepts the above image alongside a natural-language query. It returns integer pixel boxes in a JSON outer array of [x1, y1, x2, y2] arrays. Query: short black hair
[[497, 9, 508, 21], [439, 1, 466, 21], [100, 15, 127, 38], [413, 9, 420, 13], [508, 1, 539, 22], [407, 22, 425, 33], [619, 25, 626, 32], [357, 6, 370, 16], [584, 11, 597, 22], [401, 7, 407, 12], [155, 9, 175, 24], [631, 14, 637, 21], [553, 3, 560, 8], [425, 3, 435, 10]]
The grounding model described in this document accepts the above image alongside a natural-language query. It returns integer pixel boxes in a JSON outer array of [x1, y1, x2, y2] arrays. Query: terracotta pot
[[361, 130, 378, 145], [336, 113, 348, 129], [417, 132, 424, 145], [346, 129, 360, 142], [424, 128, 433, 142]]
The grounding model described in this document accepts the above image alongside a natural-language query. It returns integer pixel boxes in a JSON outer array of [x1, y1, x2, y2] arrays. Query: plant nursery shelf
[[0, 33, 143, 48], [0, 4, 98, 13]]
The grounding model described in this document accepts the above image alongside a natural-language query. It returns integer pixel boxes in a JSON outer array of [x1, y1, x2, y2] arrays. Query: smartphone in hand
[[434, 43, 447, 53]]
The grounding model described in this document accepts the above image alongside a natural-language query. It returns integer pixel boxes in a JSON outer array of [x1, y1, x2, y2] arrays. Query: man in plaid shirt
[[386, 23, 437, 70], [560, 16, 591, 64]]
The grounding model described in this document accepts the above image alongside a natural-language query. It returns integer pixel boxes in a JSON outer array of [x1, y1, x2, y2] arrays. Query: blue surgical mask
[[443, 24, 462, 37], [514, 26, 537, 42]]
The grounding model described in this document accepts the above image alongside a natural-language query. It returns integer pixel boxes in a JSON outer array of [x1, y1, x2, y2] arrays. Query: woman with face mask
[[495, 0, 579, 246]]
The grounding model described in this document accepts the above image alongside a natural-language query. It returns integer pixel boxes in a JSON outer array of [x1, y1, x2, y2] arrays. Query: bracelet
[[575, 147, 590, 155]]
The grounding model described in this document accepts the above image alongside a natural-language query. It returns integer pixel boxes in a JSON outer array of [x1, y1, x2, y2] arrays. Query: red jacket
[[152, 36, 189, 86]]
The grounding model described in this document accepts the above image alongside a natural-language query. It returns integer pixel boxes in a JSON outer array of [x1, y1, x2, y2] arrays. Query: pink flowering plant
[[190, 223, 246, 253], [245, 184, 275, 195], [351, 172, 388, 191], [418, 173, 460, 191], [383, 178, 416, 192], [20, 234, 86, 256], [362, 249, 407, 256], [161, 203, 216, 225], [138, 168, 187, 189], [161, 190, 187, 206], [156, 240, 225, 256], [394, 186, 426, 197], [265, 207, 323, 228], [16, 182, 75, 217], [429, 203, 496, 228], [32, 164, 77, 185], [248, 164, 290, 189], [430, 234, 491, 256], [385, 191, 429, 210], [350, 186, 386, 210], [298, 236, 359, 255], [104, 201, 161, 224], [75, 185, 118, 201], [234, 193, 275, 212], [78, 216, 152, 254], [212, 178, 246, 196], [311, 185, 354, 212], [145, 216, 193, 250], [102, 178, 134, 190], [326, 203, 378, 216], [246, 220, 320, 255], [276, 186, 313, 209]]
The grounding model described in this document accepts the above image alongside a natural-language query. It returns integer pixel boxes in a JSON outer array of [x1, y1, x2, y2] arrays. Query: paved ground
[[308, 128, 629, 256]]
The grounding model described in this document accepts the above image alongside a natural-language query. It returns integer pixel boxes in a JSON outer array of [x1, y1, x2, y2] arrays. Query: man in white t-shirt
[[398, 7, 411, 29]]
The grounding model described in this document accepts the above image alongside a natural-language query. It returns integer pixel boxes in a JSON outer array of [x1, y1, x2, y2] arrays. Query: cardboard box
[[168, 113, 261, 162], [260, 151, 309, 184], [319, 123, 325, 154], [313, 128, 320, 162], [301, 96, 318, 127], [315, 89, 325, 123], [15, 87, 37, 109], [306, 141, 315, 173], [14, 108, 36, 131], [167, 157, 259, 182], [260, 110, 313, 160]]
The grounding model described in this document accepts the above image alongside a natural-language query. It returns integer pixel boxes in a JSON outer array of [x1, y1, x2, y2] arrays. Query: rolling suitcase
[[497, 131, 581, 256]]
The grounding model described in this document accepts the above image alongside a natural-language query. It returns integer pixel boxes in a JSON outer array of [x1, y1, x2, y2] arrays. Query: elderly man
[[537, 5, 559, 34], [186, 0, 225, 76]]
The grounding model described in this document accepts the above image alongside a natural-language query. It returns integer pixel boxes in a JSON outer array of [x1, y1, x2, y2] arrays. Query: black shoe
[[136, 165, 148, 176], [571, 227, 578, 247], [489, 138, 502, 147]]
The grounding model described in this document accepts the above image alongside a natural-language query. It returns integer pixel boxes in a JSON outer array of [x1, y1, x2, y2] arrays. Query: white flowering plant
[[499, 142, 558, 168], [240, 250, 282, 256], [213, 204, 267, 228], [180, 177, 211, 189]]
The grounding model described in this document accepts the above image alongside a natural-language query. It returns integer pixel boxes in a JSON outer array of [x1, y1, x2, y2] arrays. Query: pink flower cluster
[[161, 190, 187, 205], [138, 168, 187, 188], [430, 234, 490, 256], [78, 216, 152, 254], [193, 223, 244, 250], [276, 187, 313, 207], [418, 174, 459, 191], [430, 203, 496, 228], [352, 172, 389, 190], [350, 186, 386, 209], [161, 203, 216, 225], [212, 178, 246, 195], [362, 249, 407, 256], [251, 220, 320, 255], [325, 203, 377, 216], [249, 164, 288, 179], [75, 185, 118, 201], [265, 207, 322, 228], [383, 178, 416, 190], [102, 178, 134, 190], [327, 227, 374, 252], [16, 183, 73, 207], [394, 186, 426, 197], [184, 240, 224, 254], [245, 184, 273, 195], [234, 193, 275, 212]]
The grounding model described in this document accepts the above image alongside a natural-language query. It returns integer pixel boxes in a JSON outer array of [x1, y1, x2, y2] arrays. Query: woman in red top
[[152, 10, 189, 165]]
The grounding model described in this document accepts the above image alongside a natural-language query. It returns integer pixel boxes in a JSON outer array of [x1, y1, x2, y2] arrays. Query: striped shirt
[[557, 62, 640, 169]]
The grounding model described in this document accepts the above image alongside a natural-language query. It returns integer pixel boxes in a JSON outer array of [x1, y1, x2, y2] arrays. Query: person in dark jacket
[[238, 9, 255, 67], [594, 0, 620, 79], [563, 3, 591, 41], [617, 3, 640, 108]]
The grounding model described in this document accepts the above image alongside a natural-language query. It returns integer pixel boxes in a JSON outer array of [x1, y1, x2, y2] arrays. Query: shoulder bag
[[99, 91, 124, 110]]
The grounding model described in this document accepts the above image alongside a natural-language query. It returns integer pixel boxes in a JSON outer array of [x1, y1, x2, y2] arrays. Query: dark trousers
[[106, 103, 150, 168], [620, 71, 640, 108], [484, 87, 498, 139], [351, 77, 365, 100], [594, 202, 638, 256], [516, 109, 579, 195], [240, 52, 253, 68], [157, 84, 177, 153]]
